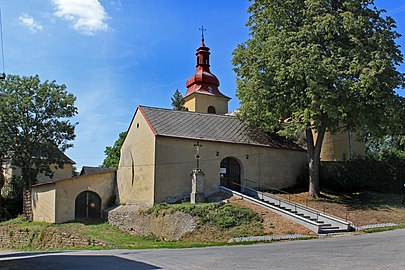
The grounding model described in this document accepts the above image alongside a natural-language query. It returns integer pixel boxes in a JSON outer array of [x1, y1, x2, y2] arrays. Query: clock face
[[208, 86, 213, 93]]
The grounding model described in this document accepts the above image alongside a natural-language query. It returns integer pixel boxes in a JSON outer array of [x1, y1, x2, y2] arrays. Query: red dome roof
[[184, 42, 229, 99]]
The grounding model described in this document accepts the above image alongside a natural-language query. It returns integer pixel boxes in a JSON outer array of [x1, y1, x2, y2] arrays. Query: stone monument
[[190, 169, 205, 203], [190, 141, 205, 203]]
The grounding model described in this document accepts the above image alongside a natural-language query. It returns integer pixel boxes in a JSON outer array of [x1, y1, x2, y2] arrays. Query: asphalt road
[[0, 229, 404, 270]]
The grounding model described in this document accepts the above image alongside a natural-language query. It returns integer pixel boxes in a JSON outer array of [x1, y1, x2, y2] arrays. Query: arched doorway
[[75, 191, 101, 220], [220, 157, 241, 191]]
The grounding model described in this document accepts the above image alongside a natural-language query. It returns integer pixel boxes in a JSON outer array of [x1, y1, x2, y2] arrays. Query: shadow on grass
[[272, 187, 405, 211], [316, 190, 404, 211], [65, 218, 105, 225]]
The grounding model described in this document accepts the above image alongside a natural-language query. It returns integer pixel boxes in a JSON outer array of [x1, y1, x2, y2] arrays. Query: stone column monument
[[190, 169, 205, 203], [191, 141, 205, 203]]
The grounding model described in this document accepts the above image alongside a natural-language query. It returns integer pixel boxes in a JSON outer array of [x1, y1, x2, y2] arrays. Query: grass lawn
[[1, 191, 403, 251], [0, 202, 272, 251]]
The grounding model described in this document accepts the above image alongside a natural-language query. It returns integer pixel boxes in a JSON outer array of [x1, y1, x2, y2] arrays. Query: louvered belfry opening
[[220, 157, 241, 192]]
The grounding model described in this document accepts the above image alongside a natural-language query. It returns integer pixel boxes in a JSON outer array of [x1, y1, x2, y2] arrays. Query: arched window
[[197, 56, 199, 65], [207, 106, 216, 114]]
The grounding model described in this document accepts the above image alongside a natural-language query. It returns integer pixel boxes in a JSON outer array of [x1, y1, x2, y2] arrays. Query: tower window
[[207, 106, 216, 114], [197, 56, 199, 65]]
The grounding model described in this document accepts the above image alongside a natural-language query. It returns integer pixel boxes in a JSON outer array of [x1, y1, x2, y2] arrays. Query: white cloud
[[52, 0, 109, 35], [18, 13, 43, 32], [110, 0, 122, 11]]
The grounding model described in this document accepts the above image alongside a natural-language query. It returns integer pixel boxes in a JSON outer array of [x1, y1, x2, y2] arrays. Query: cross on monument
[[199, 26, 206, 42], [194, 141, 202, 169]]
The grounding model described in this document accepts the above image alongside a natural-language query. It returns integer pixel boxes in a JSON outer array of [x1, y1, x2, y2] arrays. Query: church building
[[31, 37, 363, 223], [116, 38, 307, 208]]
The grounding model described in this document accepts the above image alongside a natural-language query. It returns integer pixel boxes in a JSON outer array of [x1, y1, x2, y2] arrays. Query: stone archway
[[75, 191, 101, 220], [220, 157, 242, 191]]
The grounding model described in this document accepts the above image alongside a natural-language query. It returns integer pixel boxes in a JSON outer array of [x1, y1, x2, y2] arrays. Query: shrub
[[320, 157, 403, 193], [145, 202, 262, 229], [0, 197, 23, 221]]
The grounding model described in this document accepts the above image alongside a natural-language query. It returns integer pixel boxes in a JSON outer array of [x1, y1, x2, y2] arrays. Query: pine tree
[[171, 89, 187, 111]]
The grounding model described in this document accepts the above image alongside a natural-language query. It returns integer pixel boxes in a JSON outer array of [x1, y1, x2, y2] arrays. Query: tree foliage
[[233, 0, 404, 197], [0, 75, 77, 189], [367, 135, 405, 170], [171, 89, 187, 111], [101, 131, 127, 169]]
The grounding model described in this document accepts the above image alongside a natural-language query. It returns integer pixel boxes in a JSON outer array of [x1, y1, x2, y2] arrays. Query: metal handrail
[[243, 186, 319, 215], [241, 179, 350, 222], [238, 182, 321, 216], [227, 181, 325, 224], [245, 178, 310, 203]]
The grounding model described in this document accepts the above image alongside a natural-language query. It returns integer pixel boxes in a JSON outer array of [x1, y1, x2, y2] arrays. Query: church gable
[[117, 106, 156, 206]]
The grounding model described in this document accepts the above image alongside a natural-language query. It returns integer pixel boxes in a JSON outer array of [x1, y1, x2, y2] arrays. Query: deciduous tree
[[101, 131, 127, 169], [233, 0, 404, 197], [0, 75, 77, 217]]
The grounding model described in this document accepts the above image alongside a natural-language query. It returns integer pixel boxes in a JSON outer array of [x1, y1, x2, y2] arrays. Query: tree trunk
[[306, 123, 327, 198], [0, 161, 4, 196], [0, 160, 4, 220], [21, 166, 36, 221], [22, 186, 32, 221]]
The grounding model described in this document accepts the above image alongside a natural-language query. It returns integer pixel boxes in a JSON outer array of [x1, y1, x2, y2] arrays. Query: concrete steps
[[220, 186, 353, 234]]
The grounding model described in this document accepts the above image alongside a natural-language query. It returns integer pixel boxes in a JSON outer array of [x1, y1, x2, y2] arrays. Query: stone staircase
[[220, 186, 353, 234]]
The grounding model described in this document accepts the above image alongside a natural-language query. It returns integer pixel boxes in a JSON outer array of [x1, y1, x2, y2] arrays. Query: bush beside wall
[[320, 158, 404, 193]]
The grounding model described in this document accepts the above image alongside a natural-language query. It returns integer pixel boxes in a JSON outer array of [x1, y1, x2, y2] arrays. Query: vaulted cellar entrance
[[75, 191, 101, 220]]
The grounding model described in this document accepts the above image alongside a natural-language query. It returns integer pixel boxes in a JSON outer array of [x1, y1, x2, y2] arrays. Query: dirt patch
[[277, 191, 405, 226], [228, 196, 314, 236], [108, 205, 198, 241]]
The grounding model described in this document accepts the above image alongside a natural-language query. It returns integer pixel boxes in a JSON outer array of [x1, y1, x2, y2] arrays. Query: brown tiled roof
[[32, 168, 117, 187], [80, 166, 114, 176], [32, 147, 75, 164], [139, 106, 304, 151]]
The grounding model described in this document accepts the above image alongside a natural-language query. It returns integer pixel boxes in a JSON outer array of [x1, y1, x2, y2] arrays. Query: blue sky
[[1, 0, 404, 170]]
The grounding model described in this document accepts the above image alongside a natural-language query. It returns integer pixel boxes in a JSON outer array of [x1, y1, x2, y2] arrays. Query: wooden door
[[220, 157, 241, 191], [75, 191, 101, 220]]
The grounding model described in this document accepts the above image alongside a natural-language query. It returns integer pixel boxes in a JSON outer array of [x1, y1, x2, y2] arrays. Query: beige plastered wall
[[53, 171, 116, 223], [2, 162, 73, 198], [36, 163, 74, 183], [3, 162, 73, 184], [116, 109, 156, 208], [184, 93, 229, 115], [319, 131, 365, 161], [154, 136, 307, 204], [32, 184, 56, 223]]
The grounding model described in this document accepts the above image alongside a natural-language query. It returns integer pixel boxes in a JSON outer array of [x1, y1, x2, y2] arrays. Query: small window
[[197, 56, 199, 65], [207, 106, 216, 114], [136, 123, 140, 128]]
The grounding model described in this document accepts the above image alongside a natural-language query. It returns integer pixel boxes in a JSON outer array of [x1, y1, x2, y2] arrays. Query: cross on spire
[[199, 26, 206, 42]]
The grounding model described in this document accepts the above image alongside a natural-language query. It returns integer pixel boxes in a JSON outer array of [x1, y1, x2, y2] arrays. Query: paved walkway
[[0, 229, 404, 270]]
